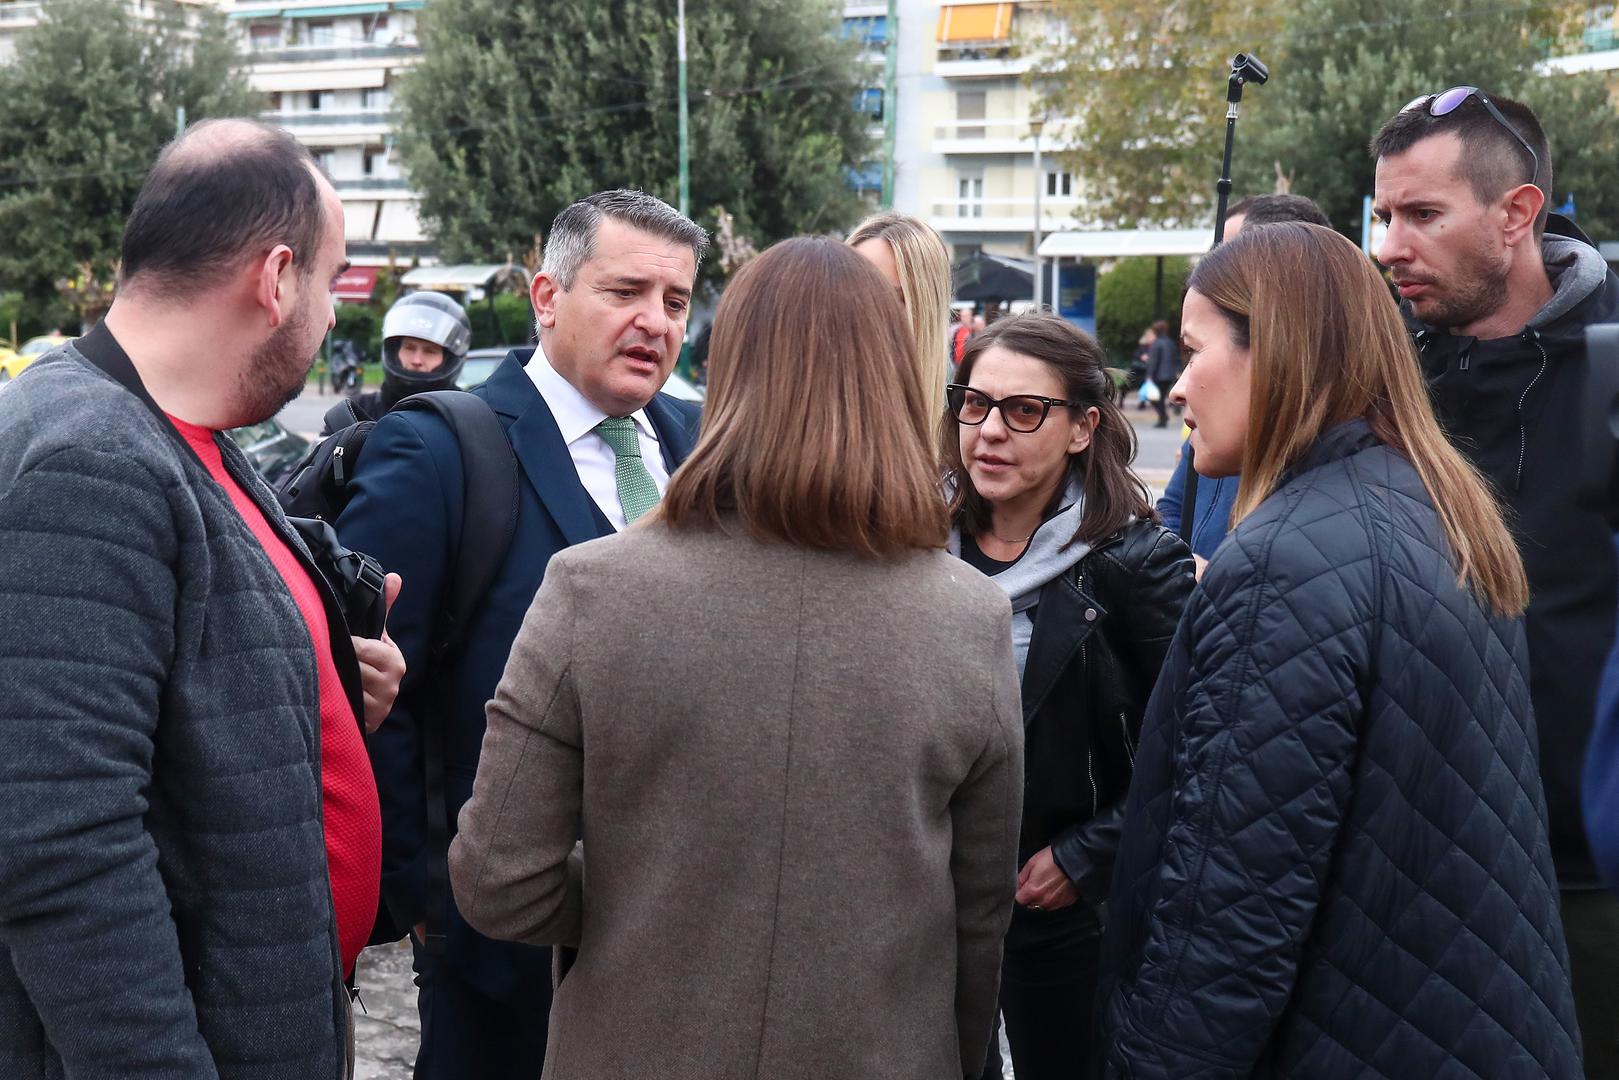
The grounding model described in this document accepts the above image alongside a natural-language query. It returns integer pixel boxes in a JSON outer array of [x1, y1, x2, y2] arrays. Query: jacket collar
[[477, 348, 701, 546], [1282, 418, 1381, 488], [70, 322, 368, 723]]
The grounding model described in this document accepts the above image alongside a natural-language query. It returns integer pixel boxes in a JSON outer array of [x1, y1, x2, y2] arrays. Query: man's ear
[[255, 244, 296, 327], [1502, 182, 1546, 247], [531, 271, 562, 330]]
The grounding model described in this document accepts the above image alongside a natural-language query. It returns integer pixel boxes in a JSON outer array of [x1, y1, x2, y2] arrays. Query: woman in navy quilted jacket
[[1099, 222, 1582, 1079]]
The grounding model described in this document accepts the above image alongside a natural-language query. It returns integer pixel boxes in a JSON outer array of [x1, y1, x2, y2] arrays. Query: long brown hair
[[944, 312, 1155, 547], [658, 236, 949, 556], [1187, 222, 1528, 615], [847, 212, 952, 413]]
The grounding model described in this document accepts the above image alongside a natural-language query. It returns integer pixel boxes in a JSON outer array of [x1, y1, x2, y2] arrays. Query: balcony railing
[[267, 110, 398, 128], [0, 3, 42, 24], [247, 43, 418, 63], [332, 178, 413, 191]]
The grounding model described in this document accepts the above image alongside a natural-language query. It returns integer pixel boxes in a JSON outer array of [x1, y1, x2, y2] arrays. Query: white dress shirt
[[526, 343, 670, 532]]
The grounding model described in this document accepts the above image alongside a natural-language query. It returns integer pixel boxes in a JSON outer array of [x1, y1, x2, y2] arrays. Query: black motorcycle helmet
[[379, 291, 472, 408]]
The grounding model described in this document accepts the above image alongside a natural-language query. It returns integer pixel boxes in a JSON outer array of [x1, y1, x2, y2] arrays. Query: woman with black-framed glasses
[[944, 312, 1194, 1080]]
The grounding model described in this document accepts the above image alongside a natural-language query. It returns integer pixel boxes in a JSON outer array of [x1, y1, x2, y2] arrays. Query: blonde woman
[[449, 237, 1022, 1080], [848, 211, 953, 409], [1100, 223, 1580, 1078]]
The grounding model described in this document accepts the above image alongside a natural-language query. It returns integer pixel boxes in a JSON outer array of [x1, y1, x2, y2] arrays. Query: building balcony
[[0, 2, 42, 25], [267, 109, 397, 129], [247, 42, 418, 64], [934, 54, 1032, 78], [929, 196, 1085, 235], [1538, 25, 1619, 73], [932, 119, 1072, 156], [332, 177, 413, 192]]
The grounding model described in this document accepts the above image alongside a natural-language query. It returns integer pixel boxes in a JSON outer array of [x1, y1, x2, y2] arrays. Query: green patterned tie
[[595, 416, 661, 524]]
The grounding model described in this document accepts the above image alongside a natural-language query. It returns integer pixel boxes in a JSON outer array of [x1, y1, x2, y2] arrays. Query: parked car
[[228, 417, 310, 487], [455, 346, 510, 391], [454, 347, 705, 403], [0, 333, 70, 382]]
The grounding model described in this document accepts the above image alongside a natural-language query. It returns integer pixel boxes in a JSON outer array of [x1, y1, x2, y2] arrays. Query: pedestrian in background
[[450, 236, 1023, 1080], [1157, 192, 1333, 569], [1144, 318, 1178, 428], [944, 312, 1193, 1080], [1373, 91, 1619, 1067], [1101, 222, 1580, 1079], [0, 118, 403, 1080], [849, 211, 953, 412]]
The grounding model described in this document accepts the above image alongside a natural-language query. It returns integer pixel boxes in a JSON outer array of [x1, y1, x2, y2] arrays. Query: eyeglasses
[[946, 383, 1074, 433], [1400, 86, 1540, 188]]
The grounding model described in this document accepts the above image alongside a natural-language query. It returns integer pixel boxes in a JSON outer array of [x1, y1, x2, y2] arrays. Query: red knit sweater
[[172, 417, 381, 977]]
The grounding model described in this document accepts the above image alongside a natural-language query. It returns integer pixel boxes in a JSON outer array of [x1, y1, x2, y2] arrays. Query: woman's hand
[[1015, 846, 1078, 911]]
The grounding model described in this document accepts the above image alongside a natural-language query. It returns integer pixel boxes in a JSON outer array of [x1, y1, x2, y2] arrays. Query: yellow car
[[0, 333, 70, 381]]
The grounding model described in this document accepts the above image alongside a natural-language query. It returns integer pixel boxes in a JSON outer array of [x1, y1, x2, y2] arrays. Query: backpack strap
[[1178, 443, 1199, 547], [392, 390, 520, 955]]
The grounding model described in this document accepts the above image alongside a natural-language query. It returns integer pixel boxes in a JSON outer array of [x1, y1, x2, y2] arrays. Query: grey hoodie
[[949, 480, 1091, 679]]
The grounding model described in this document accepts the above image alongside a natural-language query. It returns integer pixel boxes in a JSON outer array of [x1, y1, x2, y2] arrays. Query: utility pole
[[677, 0, 690, 215], [175, 105, 186, 138], [879, 0, 898, 209], [1030, 117, 1044, 308]]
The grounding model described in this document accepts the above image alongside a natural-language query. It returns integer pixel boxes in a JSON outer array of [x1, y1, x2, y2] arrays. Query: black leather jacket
[[1021, 519, 1193, 908]]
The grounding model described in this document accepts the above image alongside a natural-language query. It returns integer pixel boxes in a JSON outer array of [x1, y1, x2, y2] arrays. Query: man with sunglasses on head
[[1373, 88, 1619, 1071]]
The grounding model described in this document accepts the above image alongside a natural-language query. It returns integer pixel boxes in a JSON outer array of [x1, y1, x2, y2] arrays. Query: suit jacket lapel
[[645, 395, 700, 472], [479, 352, 604, 548]]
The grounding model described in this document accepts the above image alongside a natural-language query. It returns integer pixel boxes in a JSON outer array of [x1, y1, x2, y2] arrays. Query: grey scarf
[[949, 480, 1091, 679]]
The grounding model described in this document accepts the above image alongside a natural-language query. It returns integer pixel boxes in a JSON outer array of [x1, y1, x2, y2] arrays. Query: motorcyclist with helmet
[[325, 291, 472, 433]]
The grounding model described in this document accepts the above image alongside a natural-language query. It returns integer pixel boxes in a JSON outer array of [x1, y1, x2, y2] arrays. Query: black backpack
[[276, 390, 521, 951]]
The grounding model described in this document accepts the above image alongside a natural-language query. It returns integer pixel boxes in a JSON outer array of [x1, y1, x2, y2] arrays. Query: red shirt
[[171, 416, 381, 977]]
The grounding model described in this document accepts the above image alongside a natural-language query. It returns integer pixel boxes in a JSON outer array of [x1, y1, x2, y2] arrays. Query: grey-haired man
[[336, 190, 708, 1078]]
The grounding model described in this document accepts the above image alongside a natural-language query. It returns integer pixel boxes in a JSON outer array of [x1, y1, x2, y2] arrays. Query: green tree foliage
[[0, 0, 259, 316], [1239, 0, 1619, 241], [1096, 256, 1189, 361], [394, 0, 874, 270], [1040, 0, 1619, 240], [1036, 0, 1281, 227]]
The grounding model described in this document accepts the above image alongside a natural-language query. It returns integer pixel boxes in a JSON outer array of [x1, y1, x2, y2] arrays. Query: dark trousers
[[1563, 888, 1619, 1077], [990, 909, 1102, 1080], [1152, 398, 1169, 426], [411, 943, 550, 1079]]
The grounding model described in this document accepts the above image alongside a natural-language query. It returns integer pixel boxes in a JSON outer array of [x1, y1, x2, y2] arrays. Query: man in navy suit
[[336, 190, 708, 1078]]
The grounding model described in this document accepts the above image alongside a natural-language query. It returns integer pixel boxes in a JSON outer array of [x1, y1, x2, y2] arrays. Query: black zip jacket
[[1408, 217, 1619, 887], [1022, 519, 1194, 910]]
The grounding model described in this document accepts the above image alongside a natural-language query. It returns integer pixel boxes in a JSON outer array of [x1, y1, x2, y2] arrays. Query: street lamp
[[1030, 116, 1045, 309]]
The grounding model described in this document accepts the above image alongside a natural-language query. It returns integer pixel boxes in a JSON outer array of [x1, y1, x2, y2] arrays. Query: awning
[[952, 252, 1033, 303], [377, 200, 426, 244], [400, 264, 522, 291], [227, 6, 284, 18], [340, 200, 380, 241], [252, 68, 388, 93], [288, 3, 390, 17], [1038, 228, 1213, 259], [937, 3, 1012, 43], [332, 266, 380, 302]]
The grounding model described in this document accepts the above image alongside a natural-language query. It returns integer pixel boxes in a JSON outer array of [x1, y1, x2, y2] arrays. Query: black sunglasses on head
[[1400, 86, 1540, 189]]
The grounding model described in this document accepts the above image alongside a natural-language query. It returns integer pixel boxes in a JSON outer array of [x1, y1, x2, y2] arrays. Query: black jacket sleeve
[[1050, 527, 1194, 905], [1103, 514, 1369, 1079]]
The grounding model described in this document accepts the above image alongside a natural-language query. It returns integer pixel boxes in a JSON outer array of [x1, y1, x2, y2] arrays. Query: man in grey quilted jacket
[[0, 120, 401, 1078]]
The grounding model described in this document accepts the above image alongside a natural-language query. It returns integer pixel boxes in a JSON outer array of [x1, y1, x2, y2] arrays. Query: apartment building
[[227, 0, 430, 284]]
